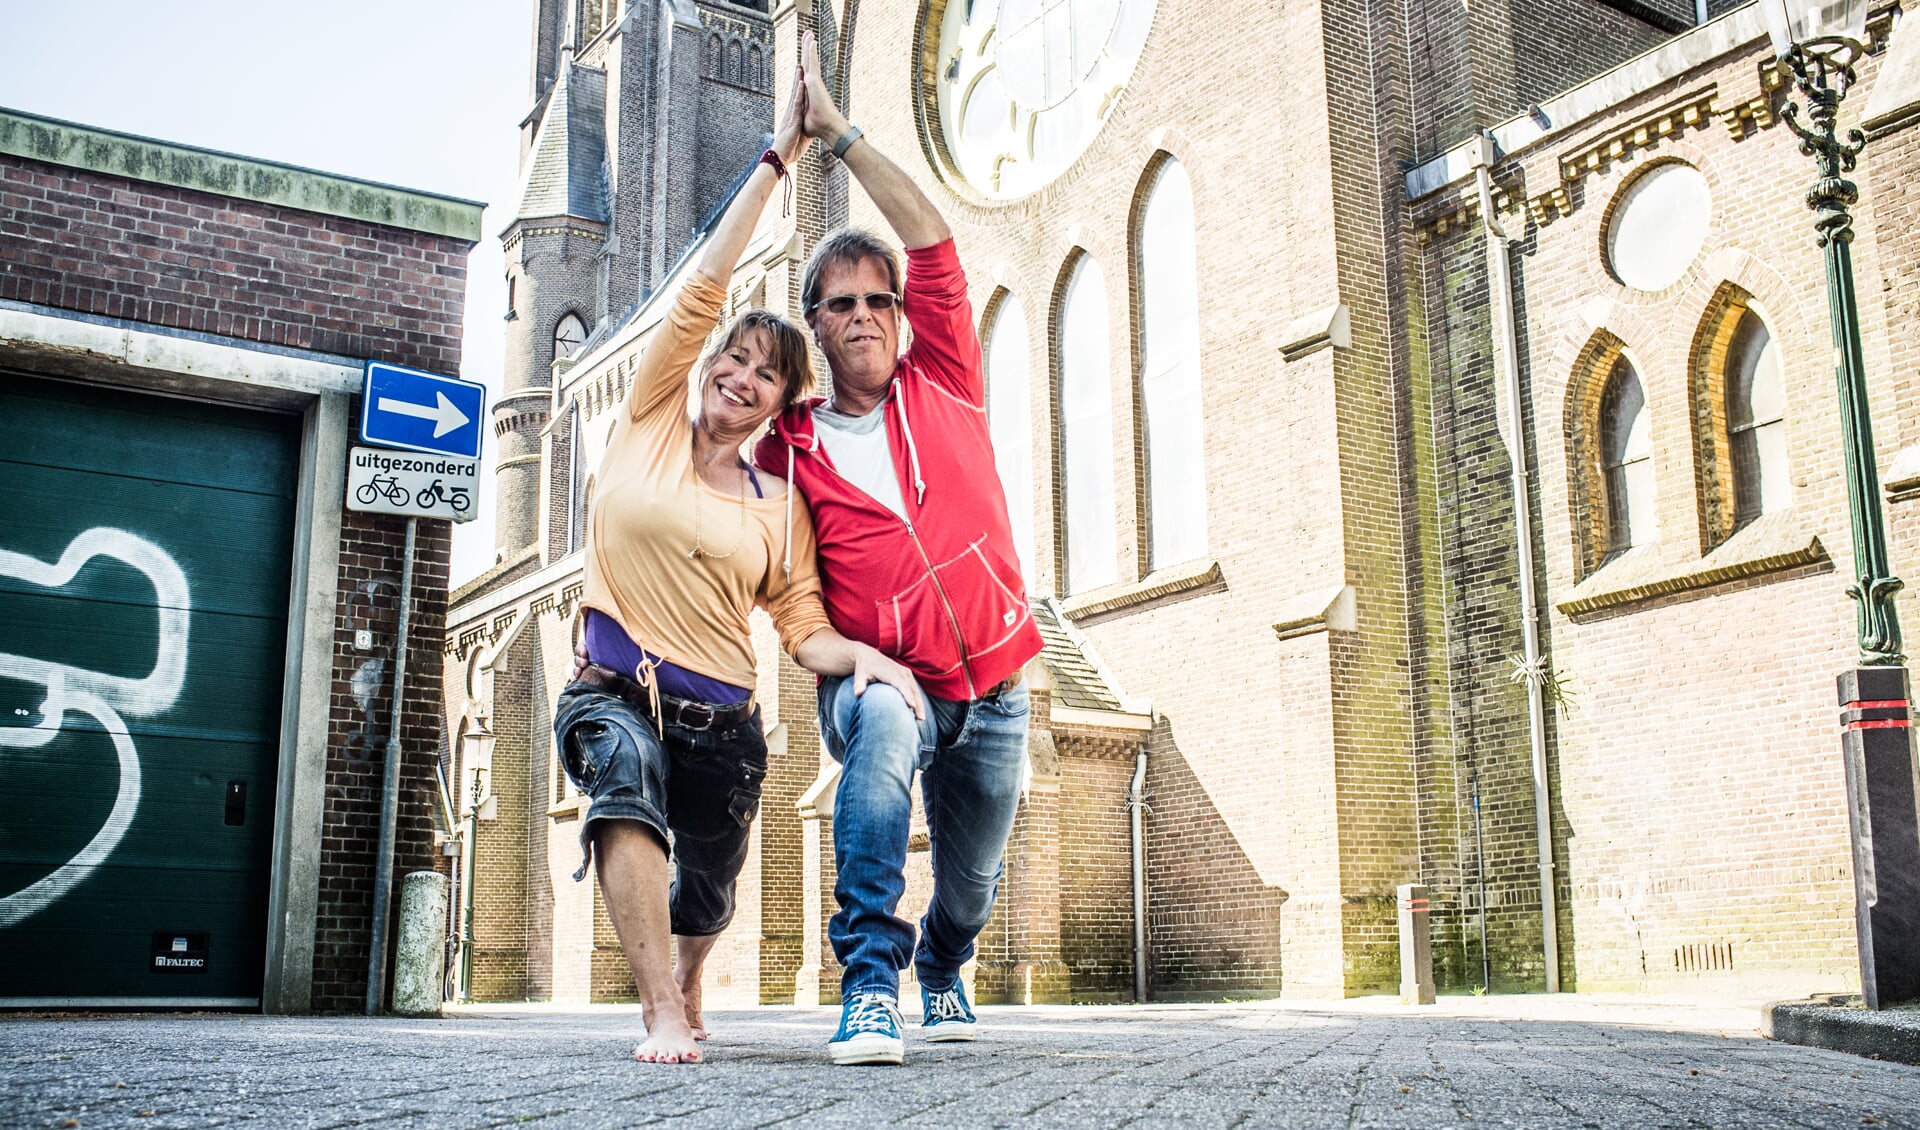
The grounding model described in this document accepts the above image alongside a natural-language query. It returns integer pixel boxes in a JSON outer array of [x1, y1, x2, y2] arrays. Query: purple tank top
[[584, 610, 752, 704]]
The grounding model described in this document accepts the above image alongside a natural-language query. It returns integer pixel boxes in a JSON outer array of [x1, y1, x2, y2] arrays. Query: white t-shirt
[[813, 402, 908, 521]]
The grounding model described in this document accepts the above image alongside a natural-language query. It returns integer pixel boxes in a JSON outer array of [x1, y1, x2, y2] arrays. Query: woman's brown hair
[[701, 308, 816, 411]]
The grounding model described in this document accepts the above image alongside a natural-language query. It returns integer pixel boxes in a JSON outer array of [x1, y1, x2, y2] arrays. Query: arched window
[[728, 39, 744, 84], [1600, 357, 1655, 556], [1136, 156, 1208, 568], [985, 293, 1037, 585], [749, 44, 764, 91], [1058, 255, 1118, 594], [1724, 309, 1790, 529]]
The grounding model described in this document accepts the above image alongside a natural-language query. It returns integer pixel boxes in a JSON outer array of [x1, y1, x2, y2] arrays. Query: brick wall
[[1408, 30, 1914, 996], [315, 514, 455, 1011], [0, 150, 473, 1013], [0, 157, 467, 370], [1057, 735, 1142, 1002]]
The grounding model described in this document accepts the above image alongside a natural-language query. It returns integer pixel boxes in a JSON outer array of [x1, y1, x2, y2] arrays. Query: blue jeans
[[817, 674, 1029, 999]]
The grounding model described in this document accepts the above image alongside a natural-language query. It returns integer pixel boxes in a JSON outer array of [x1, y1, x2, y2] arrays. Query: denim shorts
[[552, 682, 768, 937]]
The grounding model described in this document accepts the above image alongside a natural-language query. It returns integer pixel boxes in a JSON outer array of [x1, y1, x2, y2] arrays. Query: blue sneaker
[[920, 980, 977, 1042], [829, 992, 904, 1065]]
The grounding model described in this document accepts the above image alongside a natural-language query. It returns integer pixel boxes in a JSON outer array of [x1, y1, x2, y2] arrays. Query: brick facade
[[447, 0, 1920, 1008], [0, 109, 479, 1013]]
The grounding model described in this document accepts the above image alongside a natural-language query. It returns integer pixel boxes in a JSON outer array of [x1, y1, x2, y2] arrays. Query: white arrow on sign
[[377, 391, 470, 438]]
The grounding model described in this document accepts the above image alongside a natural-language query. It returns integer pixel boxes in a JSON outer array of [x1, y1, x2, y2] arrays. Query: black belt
[[578, 663, 756, 732]]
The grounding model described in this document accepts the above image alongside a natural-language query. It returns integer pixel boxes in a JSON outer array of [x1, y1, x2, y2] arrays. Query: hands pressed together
[[771, 31, 859, 169]]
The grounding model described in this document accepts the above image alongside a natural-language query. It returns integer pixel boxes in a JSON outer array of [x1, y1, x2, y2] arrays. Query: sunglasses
[[811, 290, 900, 316]]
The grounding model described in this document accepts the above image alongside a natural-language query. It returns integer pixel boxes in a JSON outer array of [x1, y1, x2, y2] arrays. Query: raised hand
[[772, 52, 810, 165], [799, 29, 849, 142]]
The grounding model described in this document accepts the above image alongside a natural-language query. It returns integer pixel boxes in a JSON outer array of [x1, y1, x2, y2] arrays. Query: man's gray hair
[[801, 228, 902, 315]]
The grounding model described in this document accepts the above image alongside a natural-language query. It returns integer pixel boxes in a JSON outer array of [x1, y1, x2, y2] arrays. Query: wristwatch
[[830, 125, 864, 160]]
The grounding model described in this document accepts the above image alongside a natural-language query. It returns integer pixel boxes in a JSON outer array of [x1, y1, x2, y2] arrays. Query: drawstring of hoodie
[[891, 378, 926, 505], [782, 444, 796, 581]]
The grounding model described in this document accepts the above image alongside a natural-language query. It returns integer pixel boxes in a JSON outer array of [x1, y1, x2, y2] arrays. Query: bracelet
[[758, 148, 788, 179], [829, 125, 864, 161]]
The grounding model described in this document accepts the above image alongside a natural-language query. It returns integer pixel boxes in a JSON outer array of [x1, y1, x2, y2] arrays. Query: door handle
[[225, 780, 246, 826]]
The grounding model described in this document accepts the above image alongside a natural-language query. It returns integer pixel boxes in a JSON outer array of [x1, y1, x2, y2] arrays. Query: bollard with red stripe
[[1837, 667, 1920, 1010], [1398, 883, 1436, 1005]]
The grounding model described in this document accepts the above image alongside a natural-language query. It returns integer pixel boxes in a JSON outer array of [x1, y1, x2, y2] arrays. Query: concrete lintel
[[0, 300, 360, 403], [0, 106, 485, 242]]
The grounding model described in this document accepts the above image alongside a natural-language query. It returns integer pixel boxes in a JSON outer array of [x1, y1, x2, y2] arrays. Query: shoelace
[[925, 988, 970, 1022], [841, 994, 900, 1034]]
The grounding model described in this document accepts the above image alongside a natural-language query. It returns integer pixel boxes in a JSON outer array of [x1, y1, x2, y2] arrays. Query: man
[[750, 41, 1043, 1066]]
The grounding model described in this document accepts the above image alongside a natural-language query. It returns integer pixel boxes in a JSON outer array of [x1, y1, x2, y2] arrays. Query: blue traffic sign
[[359, 362, 486, 459]]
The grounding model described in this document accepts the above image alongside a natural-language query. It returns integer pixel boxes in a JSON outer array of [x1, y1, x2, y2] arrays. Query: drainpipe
[[1127, 743, 1149, 1002], [1472, 134, 1561, 993], [366, 517, 418, 1015]]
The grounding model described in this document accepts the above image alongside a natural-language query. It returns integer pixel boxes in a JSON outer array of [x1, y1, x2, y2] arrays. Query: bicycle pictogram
[[355, 474, 412, 507]]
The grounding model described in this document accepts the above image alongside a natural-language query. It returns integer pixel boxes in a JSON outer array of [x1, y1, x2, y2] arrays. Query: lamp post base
[[1838, 668, 1920, 1009]]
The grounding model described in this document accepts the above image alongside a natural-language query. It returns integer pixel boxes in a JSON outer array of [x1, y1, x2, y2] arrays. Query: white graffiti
[[0, 528, 189, 928]]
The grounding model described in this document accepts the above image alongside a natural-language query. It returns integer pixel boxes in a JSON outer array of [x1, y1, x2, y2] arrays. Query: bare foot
[[633, 1021, 703, 1064], [678, 968, 708, 1041]]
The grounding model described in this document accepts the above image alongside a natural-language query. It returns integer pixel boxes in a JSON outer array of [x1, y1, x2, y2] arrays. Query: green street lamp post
[[1762, 0, 1920, 1009]]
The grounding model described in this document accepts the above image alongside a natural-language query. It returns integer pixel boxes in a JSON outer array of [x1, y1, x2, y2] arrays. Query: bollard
[[1398, 883, 1436, 1005], [1838, 668, 1920, 1009], [392, 870, 449, 1017]]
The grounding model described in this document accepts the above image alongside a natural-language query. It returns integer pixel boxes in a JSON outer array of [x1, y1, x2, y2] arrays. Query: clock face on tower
[[927, 0, 1157, 199], [553, 313, 587, 359]]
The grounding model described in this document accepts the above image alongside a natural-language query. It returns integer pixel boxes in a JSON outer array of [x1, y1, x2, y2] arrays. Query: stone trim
[[0, 107, 484, 241], [1278, 304, 1352, 362], [1405, 5, 1775, 201], [1271, 584, 1358, 642], [1555, 508, 1830, 616], [1049, 705, 1153, 731], [1885, 443, 1920, 502], [1059, 558, 1224, 621]]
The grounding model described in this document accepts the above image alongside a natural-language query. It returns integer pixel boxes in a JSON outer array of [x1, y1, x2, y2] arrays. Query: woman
[[554, 41, 919, 1066]]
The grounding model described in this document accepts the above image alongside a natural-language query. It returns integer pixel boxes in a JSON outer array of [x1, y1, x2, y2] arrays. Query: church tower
[[492, 0, 774, 566]]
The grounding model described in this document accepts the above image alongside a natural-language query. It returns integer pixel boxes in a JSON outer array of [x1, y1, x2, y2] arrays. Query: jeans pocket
[[983, 682, 1030, 718], [561, 720, 611, 792]]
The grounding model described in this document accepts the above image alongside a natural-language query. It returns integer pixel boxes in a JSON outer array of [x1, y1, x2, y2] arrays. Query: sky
[[0, 0, 533, 586]]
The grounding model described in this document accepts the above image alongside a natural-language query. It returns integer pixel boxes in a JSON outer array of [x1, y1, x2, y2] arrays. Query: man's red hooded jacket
[[752, 238, 1042, 701]]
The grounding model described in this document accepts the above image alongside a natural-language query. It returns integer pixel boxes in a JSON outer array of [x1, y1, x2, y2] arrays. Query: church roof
[[1031, 599, 1126, 713], [509, 60, 608, 225]]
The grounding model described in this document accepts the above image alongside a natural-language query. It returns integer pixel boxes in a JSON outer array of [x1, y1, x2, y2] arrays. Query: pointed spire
[[508, 58, 609, 226]]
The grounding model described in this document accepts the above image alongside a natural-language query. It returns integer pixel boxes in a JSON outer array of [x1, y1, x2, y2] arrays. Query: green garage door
[[0, 373, 299, 1006]]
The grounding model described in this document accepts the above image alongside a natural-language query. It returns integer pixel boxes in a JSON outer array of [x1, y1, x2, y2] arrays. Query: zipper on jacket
[[904, 517, 978, 700], [794, 437, 979, 699]]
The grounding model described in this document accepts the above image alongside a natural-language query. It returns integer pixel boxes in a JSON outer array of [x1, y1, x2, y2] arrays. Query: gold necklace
[[690, 457, 749, 560]]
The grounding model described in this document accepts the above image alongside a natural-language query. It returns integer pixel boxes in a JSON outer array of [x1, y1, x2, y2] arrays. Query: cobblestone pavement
[[5, 998, 1918, 1128]]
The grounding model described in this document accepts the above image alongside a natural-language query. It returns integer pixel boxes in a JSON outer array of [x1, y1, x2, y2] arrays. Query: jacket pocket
[[874, 535, 1028, 678]]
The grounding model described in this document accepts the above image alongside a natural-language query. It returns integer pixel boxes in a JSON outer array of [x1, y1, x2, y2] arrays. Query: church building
[[443, 0, 1920, 1004]]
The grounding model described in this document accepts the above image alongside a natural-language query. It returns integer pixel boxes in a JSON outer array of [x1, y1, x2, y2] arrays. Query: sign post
[[349, 362, 486, 1016]]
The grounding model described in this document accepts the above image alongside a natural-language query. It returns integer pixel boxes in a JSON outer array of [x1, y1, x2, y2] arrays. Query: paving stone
[[3, 1001, 1918, 1128]]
